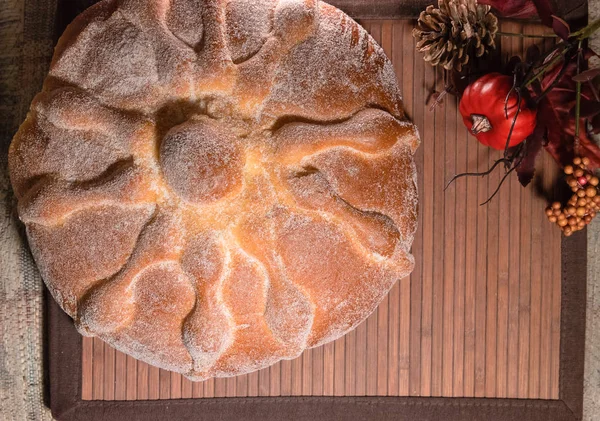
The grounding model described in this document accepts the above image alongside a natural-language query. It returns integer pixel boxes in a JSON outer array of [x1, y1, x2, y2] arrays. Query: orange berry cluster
[[545, 157, 599, 236]]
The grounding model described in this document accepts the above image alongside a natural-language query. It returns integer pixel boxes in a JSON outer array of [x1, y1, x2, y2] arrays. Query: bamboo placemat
[[80, 20, 563, 402]]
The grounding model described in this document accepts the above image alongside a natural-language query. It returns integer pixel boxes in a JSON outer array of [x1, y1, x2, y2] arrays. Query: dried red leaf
[[481, 0, 555, 25], [572, 68, 600, 82], [506, 56, 523, 76], [551, 15, 571, 40], [591, 114, 600, 133], [583, 47, 600, 60], [516, 129, 544, 186], [570, 99, 600, 118], [480, 0, 538, 19], [532, 0, 555, 27], [526, 44, 541, 64], [537, 58, 600, 170]]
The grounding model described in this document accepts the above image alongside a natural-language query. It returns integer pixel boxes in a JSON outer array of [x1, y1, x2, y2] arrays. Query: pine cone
[[412, 0, 498, 72]]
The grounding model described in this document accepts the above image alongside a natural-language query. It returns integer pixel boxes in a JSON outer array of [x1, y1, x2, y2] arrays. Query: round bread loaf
[[9, 0, 419, 380]]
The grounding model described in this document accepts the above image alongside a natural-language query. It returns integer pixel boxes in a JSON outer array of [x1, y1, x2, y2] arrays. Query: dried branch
[[444, 158, 510, 191]]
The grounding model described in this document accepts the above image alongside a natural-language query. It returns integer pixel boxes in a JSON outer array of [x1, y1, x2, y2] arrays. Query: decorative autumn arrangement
[[413, 0, 600, 235]]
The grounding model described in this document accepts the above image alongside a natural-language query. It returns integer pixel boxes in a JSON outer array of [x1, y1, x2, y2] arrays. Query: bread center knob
[[160, 118, 243, 203]]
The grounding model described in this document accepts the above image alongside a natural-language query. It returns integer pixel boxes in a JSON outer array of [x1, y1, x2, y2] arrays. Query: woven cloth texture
[[1, 0, 55, 419]]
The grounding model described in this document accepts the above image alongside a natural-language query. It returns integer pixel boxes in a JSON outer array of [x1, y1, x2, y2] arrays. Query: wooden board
[[80, 20, 563, 401]]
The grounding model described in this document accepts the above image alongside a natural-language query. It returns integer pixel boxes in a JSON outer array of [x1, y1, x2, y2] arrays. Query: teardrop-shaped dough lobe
[[271, 108, 415, 164], [166, 0, 204, 50], [49, 0, 119, 73], [233, 211, 314, 355], [181, 232, 234, 377], [225, 0, 275, 64], [193, 0, 237, 95], [285, 168, 401, 257], [26, 205, 155, 317], [115, 262, 196, 373], [229, 0, 318, 117], [18, 164, 156, 226], [261, 1, 403, 122], [305, 143, 418, 252], [272, 109, 417, 256], [50, 0, 195, 113], [274, 212, 407, 346], [9, 87, 154, 198], [209, 245, 290, 376], [230, 160, 314, 356], [76, 210, 183, 336]]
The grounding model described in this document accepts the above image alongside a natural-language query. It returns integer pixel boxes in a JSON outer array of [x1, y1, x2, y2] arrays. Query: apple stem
[[470, 114, 492, 134]]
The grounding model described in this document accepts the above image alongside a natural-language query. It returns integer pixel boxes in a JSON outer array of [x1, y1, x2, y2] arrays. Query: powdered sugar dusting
[[9, 0, 419, 380]]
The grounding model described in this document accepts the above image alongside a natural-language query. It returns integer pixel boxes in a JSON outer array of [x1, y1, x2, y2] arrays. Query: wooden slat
[[204, 378, 215, 398], [401, 19, 421, 397], [92, 337, 104, 400], [529, 160, 544, 398], [539, 138, 555, 399], [237, 373, 248, 397], [192, 380, 203, 398], [148, 366, 159, 400], [170, 372, 182, 400], [126, 355, 138, 400], [451, 53, 466, 399], [475, 126, 489, 399], [291, 353, 303, 396], [247, 369, 259, 396], [312, 346, 324, 396], [226, 372, 237, 397], [301, 349, 312, 395], [103, 338, 115, 400], [344, 330, 355, 396], [181, 374, 193, 399], [159, 369, 170, 399], [258, 366, 269, 396], [82, 336, 93, 400], [431, 64, 446, 397], [115, 351, 127, 400], [81, 19, 563, 402], [420, 49, 435, 398], [323, 342, 335, 396], [463, 100, 478, 397], [334, 337, 345, 396], [280, 360, 291, 396], [442, 83, 456, 399], [214, 377, 227, 398], [485, 139, 499, 398], [136, 362, 148, 400], [366, 311, 378, 395]]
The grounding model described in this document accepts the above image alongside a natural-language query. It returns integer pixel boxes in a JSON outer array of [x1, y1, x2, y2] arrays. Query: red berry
[[578, 176, 588, 186]]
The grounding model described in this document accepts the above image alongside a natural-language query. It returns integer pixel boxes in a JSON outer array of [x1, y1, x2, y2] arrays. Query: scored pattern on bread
[[9, 0, 419, 380]]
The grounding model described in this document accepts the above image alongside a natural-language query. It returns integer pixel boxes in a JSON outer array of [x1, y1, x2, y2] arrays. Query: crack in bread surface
[[8, 0, 419, 380]]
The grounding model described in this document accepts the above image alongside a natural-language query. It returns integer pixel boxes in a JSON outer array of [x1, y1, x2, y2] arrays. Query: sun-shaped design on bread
[[9, 0, 419, 380]]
